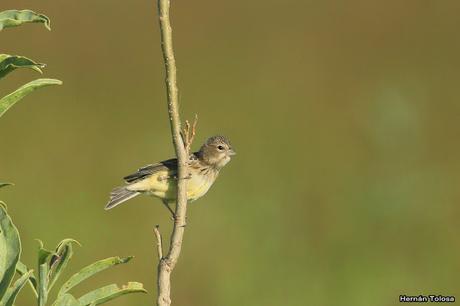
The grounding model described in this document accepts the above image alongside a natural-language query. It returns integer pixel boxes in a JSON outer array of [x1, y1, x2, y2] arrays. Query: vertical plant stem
[[38, 264, 48, 306], [156, 0, 188, 305]]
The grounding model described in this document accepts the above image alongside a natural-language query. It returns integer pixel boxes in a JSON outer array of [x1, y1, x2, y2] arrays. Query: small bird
[[105, 135, 235, 212]]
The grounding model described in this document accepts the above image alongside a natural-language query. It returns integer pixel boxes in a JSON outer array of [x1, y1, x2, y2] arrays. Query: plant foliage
[[0, 10, 50, 31], [0, 202, 146, 305], [0, 8, 146, 306], [0, 9, 61, 119]]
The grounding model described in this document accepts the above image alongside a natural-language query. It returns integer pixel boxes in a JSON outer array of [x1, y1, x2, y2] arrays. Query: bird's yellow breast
[[126, 169, 217, 202]]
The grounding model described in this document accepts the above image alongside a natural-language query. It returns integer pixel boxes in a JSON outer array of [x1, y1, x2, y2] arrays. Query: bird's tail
[[105, 186, 140, 210]]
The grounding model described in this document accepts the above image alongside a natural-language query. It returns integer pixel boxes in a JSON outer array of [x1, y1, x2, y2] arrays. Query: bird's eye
[[217, 145, 224, 150]]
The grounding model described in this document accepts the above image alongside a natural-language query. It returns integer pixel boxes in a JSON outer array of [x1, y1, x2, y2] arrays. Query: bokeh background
[[1, 1, 460, 305]]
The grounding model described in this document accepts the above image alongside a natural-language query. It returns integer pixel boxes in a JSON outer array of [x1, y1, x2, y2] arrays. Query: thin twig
[[189, 114, 198, 151], [181, 114, 198, 154], [156, 0, 192, 305], [153, 225, 163, 259]]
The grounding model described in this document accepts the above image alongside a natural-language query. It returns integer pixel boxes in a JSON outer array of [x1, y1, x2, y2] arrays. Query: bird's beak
[[228, 149, 236, 156]]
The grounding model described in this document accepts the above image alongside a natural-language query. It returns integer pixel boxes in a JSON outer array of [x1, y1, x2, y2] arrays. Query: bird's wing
[[123, 158, 178, 183]]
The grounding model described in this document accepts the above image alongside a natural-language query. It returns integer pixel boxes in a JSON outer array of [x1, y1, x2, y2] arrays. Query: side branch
[[153, 225, 163, 259], [181, 114, 198, 154]]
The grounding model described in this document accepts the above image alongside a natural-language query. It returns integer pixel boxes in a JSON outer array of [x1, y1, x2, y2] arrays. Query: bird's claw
[[172, 173, 192, 180]]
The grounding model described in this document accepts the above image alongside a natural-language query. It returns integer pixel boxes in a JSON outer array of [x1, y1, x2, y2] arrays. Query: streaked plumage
[[105, 135, 235, 210]]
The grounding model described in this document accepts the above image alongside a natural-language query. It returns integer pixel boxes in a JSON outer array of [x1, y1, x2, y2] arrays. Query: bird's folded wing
[[123, 158, 178, 183]]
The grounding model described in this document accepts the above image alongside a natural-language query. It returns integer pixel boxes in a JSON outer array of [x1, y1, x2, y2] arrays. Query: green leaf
[[0, 54, 45, 80], [53, 293, 81, 306], [0, 182, 13, 189], [58, 257, 133, 297], [78, 282, 146, 306], [37, 240, 55, 266], [0, 269, 33, 306], [49, 239, 81, 291], [0, 78, 62, 118], [0, 204, 21, 298], [16, 261, 38, 297], [0, 10, 51, 31]]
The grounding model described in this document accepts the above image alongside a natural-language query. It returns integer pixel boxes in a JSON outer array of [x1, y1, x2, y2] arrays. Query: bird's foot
[[171, 214, 187, 227], [173, 173, 192, 180]]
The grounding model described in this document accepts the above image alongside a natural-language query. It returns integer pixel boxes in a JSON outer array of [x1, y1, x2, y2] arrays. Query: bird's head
[[198, 135, 235, 169]]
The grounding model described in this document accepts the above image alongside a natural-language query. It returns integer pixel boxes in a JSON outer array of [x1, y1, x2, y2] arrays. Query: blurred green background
[[1, 1, 460, 305]]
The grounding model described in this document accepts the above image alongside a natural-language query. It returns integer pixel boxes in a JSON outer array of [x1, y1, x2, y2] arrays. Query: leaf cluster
[[0, 9, 61, 119], [0, 202, 146, 306]]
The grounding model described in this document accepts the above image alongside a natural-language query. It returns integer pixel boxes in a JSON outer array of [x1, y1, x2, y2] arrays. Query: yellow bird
[[105, 135, 235, 213]]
